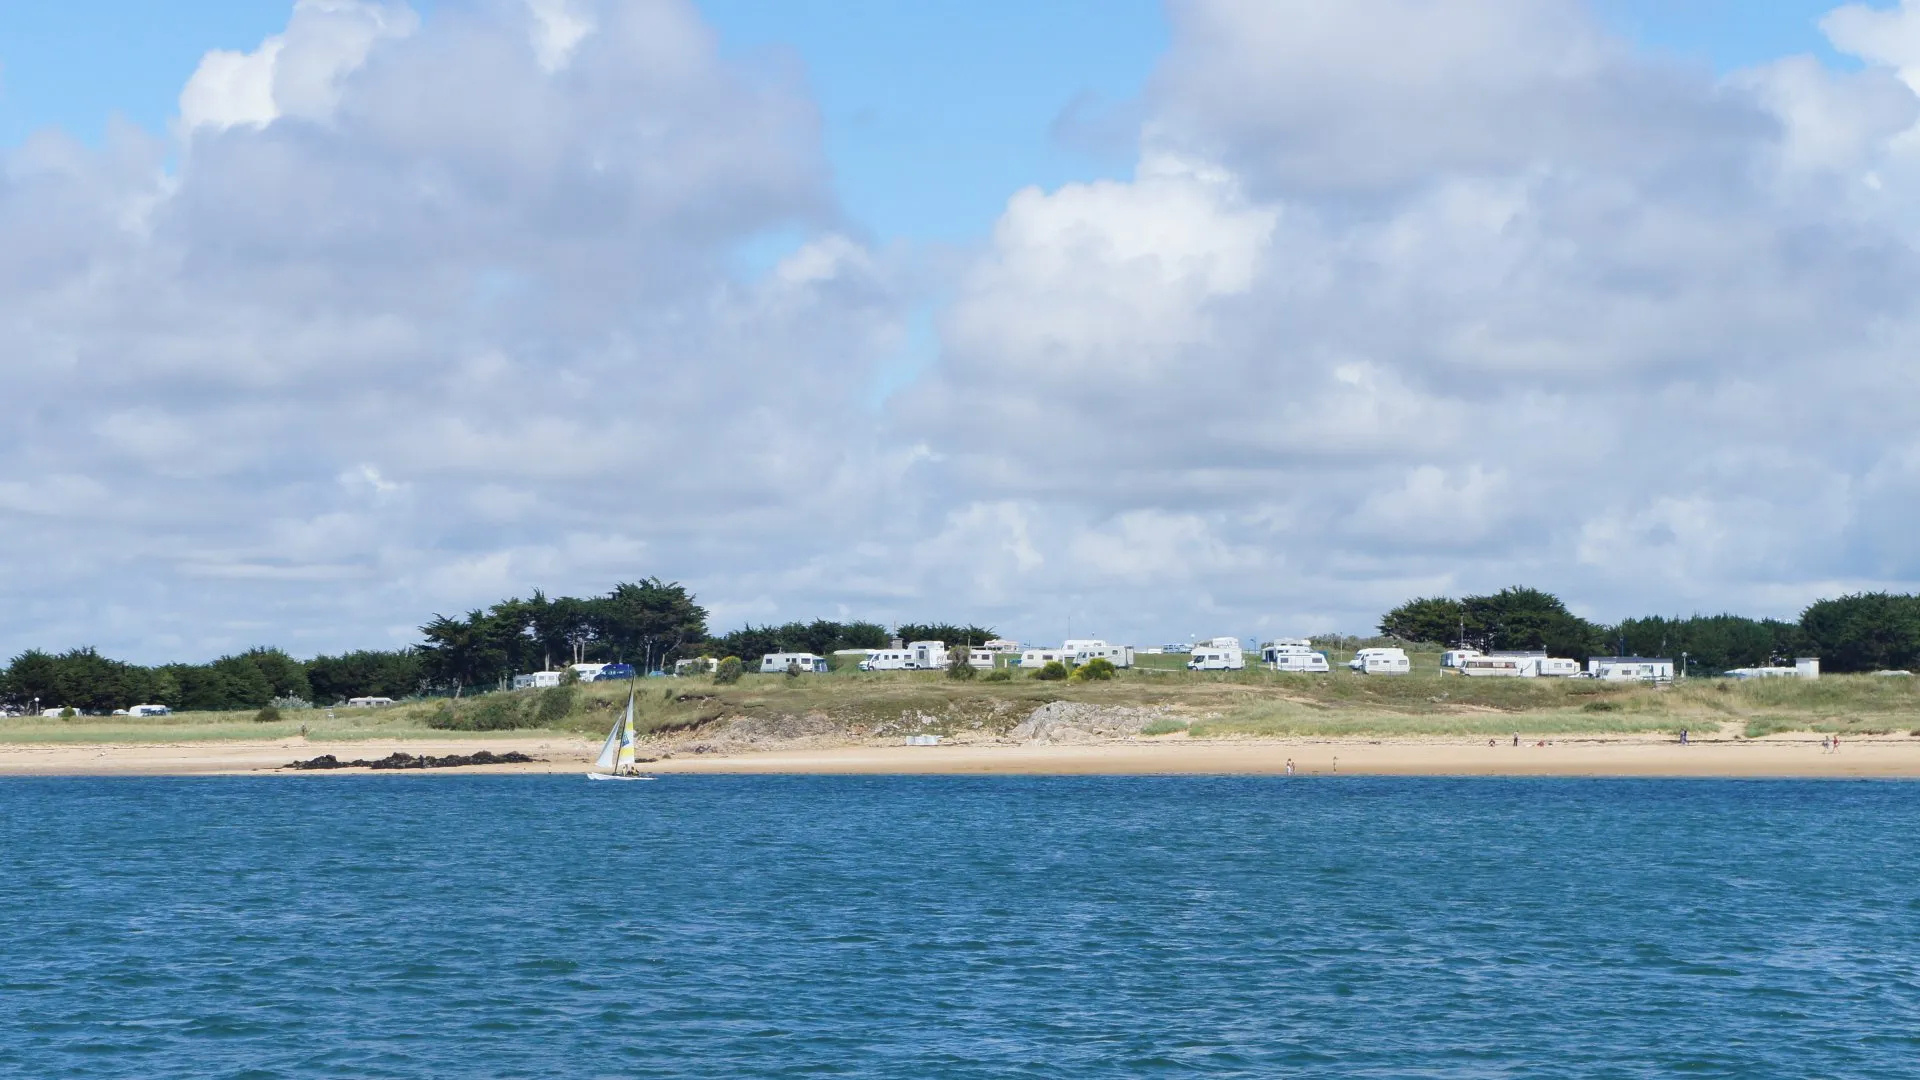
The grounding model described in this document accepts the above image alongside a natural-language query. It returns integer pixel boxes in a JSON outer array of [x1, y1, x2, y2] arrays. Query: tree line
[[1, 576, 996, 713], [1378, 587, 1920, 674]]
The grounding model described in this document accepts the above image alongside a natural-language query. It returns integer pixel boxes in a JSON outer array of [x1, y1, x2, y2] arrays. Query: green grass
[[9, 664, 1919, 744]]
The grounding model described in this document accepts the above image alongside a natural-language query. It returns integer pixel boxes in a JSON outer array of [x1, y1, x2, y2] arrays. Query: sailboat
[[586, 682, 655, 781]]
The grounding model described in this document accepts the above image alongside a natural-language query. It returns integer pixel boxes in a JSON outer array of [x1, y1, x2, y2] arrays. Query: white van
[[1187, 643, 1246, 671], [1348, 648, 1411, 675], [760, 652, 828, 674], [1261, 639, 1330, 673]]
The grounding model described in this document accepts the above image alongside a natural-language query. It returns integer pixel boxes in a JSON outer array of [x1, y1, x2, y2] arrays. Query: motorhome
[[907, 641, 949, 670], [1066, 640, 1135, 668], [1187, 638, 1246, 671], [1261, 639, 1330, 673], [1726, 658, 1820, 680], [1587, 657, 1674, 682], [1348, 647, 1411, 675], [511, 671, 565, 690], [859, 649, 918, 671], [760, 652, 829, 674], [982, 638, 1022, 653]]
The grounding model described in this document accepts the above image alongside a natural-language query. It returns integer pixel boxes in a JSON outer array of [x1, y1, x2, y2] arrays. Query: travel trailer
[[673, 658, 718, 676], [1457, 654, 1537, 677], [1348, 648, 1411, 675], [760, 652, 829, 674], [1726, 658, 1820, 680], [1441, 648, 1482, 669], [127, 704, 171, 717], [983, 639, 1022, 653], [345, 696, 395, 708], [1536, 657, 1581, 677], [1019, 648, 1068, 669], [1261, 639, 1330, 673], [1587, 657, 1674, 682], [567, 663, 609, 682], [1187, 638, 1246, 671], [511, 671, 564, 690]]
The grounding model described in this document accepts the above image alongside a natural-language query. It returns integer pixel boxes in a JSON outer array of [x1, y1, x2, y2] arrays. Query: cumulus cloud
[[892, 0, 1920, 639], [0, 0, 901, 661]]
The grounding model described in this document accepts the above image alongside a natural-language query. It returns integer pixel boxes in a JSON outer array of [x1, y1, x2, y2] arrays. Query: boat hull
[[585, 772, 656, 781]]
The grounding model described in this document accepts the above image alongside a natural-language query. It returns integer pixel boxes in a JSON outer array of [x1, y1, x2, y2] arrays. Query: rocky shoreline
[[286, 750, 539, 771]]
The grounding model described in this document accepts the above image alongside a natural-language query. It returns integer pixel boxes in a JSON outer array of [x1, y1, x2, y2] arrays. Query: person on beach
[[1679, 728, 1688, 745], [1512, 733, 1519, 747], [1284, 759, 1295, 776]]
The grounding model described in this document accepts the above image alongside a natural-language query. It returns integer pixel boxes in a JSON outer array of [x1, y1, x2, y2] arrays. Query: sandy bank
[[1, 733, 1916, 778]]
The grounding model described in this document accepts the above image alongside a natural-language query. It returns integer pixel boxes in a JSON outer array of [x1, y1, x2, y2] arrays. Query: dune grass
[[8, 660, 1919, 744]]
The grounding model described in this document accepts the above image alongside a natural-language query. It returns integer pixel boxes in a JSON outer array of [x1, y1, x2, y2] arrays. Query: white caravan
[[1536, 657, 1582, 677], [1441, 648, 1482, 669], [1262, 639, 1330, 673], [964, 648, 997, 670], [1019, 648, 1068, 669], [512, 671, 565, 690], [1188, 638, 1246, 671], [1348, 647, 1411, 675], [1725, 658, 1821, 680], [128, 703, 172, 717], [760, 652, 828, 674], [346, 696, 394, 708], [1587, 657, 1674, 682]]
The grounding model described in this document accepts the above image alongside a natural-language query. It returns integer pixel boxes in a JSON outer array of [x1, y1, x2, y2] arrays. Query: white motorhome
[[1587, 657, 1674, 682], [1441, 648, 1482, 669], [907, 641, 949, 670], [1348, 647, 1411, 675], [860, 649, 918, 671], [1066, 640, 1135, 668], [982, 638, 1022, 654], [1187, 638, 1246, 671], [760, 652, 829, 674], [1726, 658, 1821, 680], [127, 703, 171, 717], [512, 671, 564, 690], [1261, 639, 1330, 673]]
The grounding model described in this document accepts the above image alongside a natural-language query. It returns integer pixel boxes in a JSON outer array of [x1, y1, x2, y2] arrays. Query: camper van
[[1067, 641, 1135, 669], [1348, 648, 1411, 675], [859, 649, 917, 671], [760, 653, 829, 674], [1261, 639, 1330, 673], [1187, 638, 1246, 671]]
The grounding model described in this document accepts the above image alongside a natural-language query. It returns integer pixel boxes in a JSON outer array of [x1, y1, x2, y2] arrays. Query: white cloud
[[179, 0, 418, 132]]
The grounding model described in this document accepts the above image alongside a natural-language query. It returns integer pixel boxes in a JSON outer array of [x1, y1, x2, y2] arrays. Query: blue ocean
[[2, 775, 1915, 1078]]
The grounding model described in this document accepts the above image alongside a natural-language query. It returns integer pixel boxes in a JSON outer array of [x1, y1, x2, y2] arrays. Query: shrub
[[1033, 661, 1069, 681], [785, 661, 803, 679], [1141, 718, 1189, 736], [1581, 701, 1617, 713], [59, 706, 77, 720], [713, 657, 744, 685], [1074, 658, 1117, 682], [981, 668, 1012, 682], [534, 685, 576, 726], [253, 706, 282, 724], [428, 694, 532, 731], [947, 651, 977, 680]]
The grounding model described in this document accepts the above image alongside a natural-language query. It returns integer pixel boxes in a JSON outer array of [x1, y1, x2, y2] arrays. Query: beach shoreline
[[0, 732, 1914, 778]]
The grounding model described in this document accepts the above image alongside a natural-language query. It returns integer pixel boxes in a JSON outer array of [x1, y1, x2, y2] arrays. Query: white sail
[[615, 687, 637, 773], [593, 714, 621, 770]]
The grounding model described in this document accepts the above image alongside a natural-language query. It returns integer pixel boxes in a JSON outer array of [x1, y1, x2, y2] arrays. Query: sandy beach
[[1, 732, 1916, 778]]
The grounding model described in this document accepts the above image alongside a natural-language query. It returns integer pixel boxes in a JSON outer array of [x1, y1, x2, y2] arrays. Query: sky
[[2, 0, 1919, 662]]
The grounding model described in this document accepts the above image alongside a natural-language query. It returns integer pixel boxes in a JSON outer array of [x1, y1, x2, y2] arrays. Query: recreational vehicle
[[1348, 647, 1411, 675], [1187, 639, 1246, 671], [1019, 648, 1067, 669], [1261, 639, 1330, 673], [673, 658, 718, 676], [983, 638, 1022, 653], [127, 703, 171, 717], [1441, 648, 1482, 669], [760, 652, 829, 674], [1067, 640, 1135, 668], [345, 696, 394, 708], [568, 663, 609, 682], [1536, 657, 1581, 677], [907, 641, 950, 670], [1725, 658, 1820, 680], [860, 649, 918, 671], [1587, 657, 1674, 682], [511, 671, 565, 690], [1457, 654, 1536, 677]]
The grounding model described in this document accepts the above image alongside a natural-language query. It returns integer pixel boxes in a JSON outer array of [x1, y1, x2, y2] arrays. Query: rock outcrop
[[286, 751, 538, 770], [1007, 702, 1181, 743]]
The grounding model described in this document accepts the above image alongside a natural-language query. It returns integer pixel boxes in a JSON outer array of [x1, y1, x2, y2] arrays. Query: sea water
[[1, 775, 1915, 1078]]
